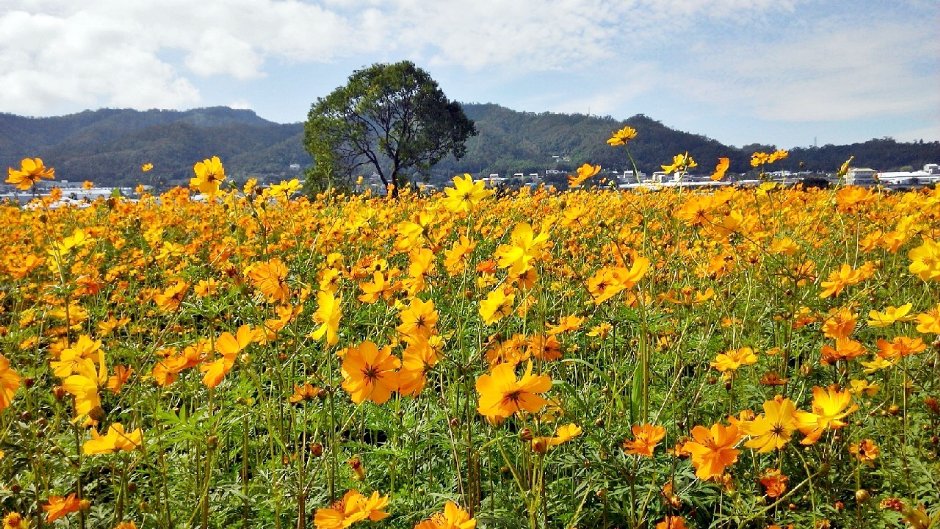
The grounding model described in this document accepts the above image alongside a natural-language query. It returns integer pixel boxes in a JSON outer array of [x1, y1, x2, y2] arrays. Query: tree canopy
[[303, 61, 476, 195]]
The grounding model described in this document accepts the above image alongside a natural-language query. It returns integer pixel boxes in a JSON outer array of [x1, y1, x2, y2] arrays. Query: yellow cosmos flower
[[532, 423, 582, 452], [0, 355, 21, 413], [662, 152, 697, 175], [311, 291, 342, 345], [6, 157, 55, 190], [443, 174, 492, 214], [190, 156, 225, 195], [2, 512, 28, 529], [479, 288, 515, 325], [141, 163, 153, 172], [493, 222, 550, 276], [867, 303, 914, 327], [742, 396, 799, 453], [567, 163, 601, 188], [82, 423, 143, 455], [908, 237, 940, 282], [794, 385, 857, 445], [607, 125, 638, 146]]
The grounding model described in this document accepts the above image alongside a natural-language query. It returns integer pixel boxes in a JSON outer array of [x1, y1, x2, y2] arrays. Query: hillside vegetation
[[2, 105, 938, 187]]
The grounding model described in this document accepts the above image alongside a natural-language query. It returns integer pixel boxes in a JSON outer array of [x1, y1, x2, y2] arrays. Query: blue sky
[[1, 0, 938, 149]]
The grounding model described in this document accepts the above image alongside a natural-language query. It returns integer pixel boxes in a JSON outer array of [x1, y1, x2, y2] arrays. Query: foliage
[[4, 107, 939, 191], [303, 61, 476, 196]]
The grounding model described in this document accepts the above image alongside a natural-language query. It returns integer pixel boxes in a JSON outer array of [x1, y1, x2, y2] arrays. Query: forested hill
[[2, 104, 938, 188], [0, 107, 309, 187], [444, 104, 940, 179]]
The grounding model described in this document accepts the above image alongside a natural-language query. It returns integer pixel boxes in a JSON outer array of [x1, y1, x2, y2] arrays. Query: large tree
[[303, 61, 476, 196]]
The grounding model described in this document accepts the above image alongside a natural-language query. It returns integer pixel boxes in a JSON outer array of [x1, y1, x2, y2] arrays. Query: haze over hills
[[2, 105, 938, 189]]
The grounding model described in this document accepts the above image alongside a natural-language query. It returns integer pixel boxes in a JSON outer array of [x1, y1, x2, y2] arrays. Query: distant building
[[845, 167, 878, 186]]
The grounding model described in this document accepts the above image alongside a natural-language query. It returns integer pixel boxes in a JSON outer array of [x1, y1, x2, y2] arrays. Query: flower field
[[1, 154, 939, 529]]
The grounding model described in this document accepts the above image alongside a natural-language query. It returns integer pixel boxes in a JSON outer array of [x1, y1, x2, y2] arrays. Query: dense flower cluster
[[0, 151, 937, 528]]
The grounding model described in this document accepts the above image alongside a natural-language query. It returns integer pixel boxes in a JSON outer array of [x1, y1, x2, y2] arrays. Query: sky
[[1, 0, 938, 149]]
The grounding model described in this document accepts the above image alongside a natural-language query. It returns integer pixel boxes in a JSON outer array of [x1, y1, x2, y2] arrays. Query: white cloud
[[674, 17, 940, 122], [0, 9, 200, 114], [0, 0, 935, 148]]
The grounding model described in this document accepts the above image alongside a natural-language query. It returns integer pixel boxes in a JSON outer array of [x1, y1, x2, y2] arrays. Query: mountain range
[[2, 105, 938, 189]]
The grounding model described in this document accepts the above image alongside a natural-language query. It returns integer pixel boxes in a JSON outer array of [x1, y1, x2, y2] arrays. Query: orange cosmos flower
[[820, 338, 867, 364], [6, 157, 55, 190], [849, 439, 879, 463], [289, 383, 323, 404], [106, 365, 133, 393], [760, 468, 788, 498], [414, 501, 477, 529], [623, 423, 667, 457], [822, 307, 857, 340], [711, 157, 730, 181], [655, 515, 689, 529], [476, 361, 552, 421], [819, 263, 870, 298], [43, 493, 82, 522], [915, 303, 940, 334], [876, 336, 926, 359], [397, 298, 439, 341], [568, 163, 601, 188], [201, 325, 255, 389], [153, 280, 189, 312], [681, 422, 743, 480], [248, 258, 290, 304], [396, 343, 435, 397], [190, 156, 225, 195], [340, 341, 401, 405], [546, 315, 584, 335], [0, 355, 21, 413]]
